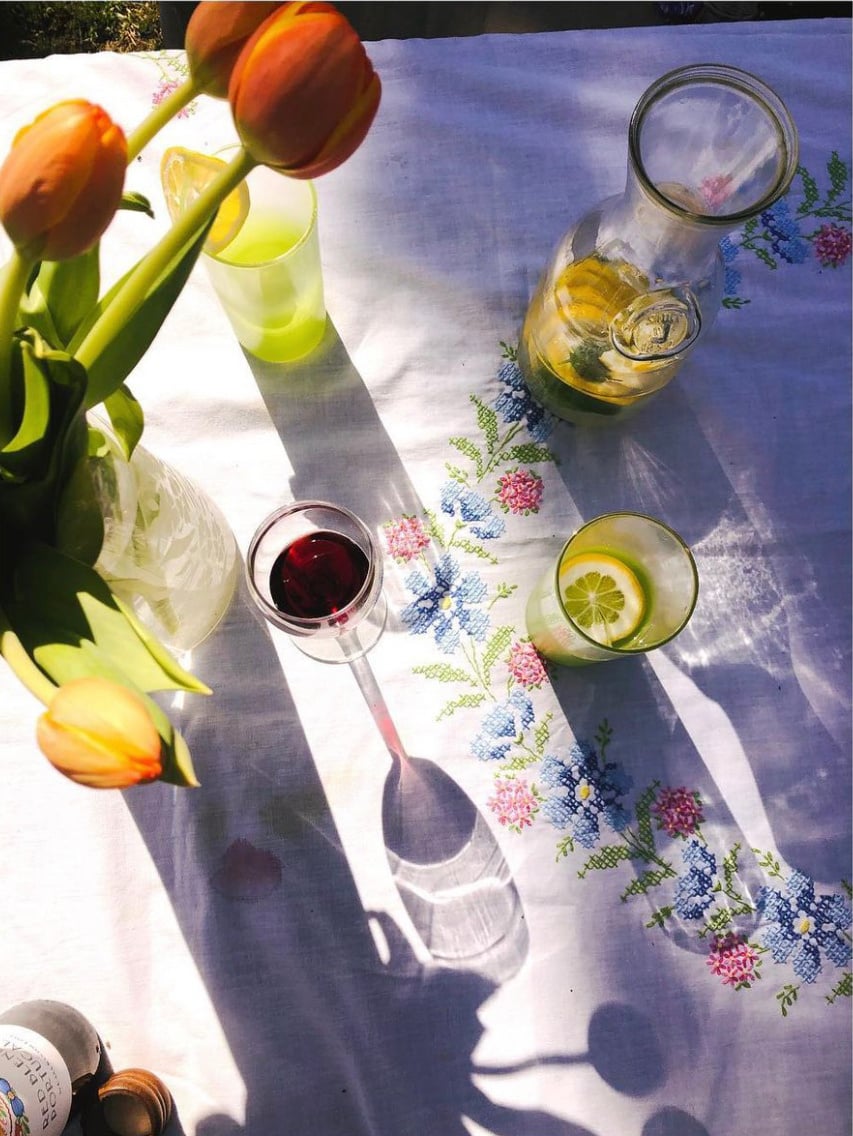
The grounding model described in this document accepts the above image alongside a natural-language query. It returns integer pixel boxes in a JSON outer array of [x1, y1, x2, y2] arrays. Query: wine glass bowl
[[245, 500, 386, 663]]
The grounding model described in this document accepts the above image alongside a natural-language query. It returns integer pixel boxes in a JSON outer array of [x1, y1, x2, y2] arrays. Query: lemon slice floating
[[560, 551, 646, 646], [160, 146, 250, 255]]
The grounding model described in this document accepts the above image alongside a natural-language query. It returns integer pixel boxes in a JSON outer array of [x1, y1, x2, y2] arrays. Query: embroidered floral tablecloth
[[0, 18, 850, 1136]]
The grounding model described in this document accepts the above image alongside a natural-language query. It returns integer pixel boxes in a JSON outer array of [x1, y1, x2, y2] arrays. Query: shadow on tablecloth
[[546, 373, 851, 886]]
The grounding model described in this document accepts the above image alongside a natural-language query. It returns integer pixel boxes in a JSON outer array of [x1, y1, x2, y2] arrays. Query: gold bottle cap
[[89, 1068, 172, 1136]]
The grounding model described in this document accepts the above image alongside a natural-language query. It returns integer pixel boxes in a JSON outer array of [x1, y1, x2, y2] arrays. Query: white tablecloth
[[1, 18, 850, 1136]]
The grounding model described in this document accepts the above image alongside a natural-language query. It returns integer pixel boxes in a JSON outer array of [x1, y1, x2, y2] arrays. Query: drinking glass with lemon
[[525, 512, 698, 665], [161, 146, 326, 363]]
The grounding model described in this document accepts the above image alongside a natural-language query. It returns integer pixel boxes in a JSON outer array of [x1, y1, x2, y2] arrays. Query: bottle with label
[[0, 1000, 102, 1136]]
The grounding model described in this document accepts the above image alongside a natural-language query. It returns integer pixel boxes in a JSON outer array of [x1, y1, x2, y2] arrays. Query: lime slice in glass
[[560, 551, 646, 646]]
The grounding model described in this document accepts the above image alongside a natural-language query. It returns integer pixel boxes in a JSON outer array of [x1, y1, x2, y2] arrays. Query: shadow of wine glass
[[346, 650, 530, 985], [642, 1108, 712, 1136]]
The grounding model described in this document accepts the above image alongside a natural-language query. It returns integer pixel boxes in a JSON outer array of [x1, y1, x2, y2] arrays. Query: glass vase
[[89, 421, 239, 653], [518, 64, 799, 425]]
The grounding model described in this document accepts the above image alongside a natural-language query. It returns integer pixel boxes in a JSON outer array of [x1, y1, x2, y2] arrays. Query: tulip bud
[[0, 100, 126, 262], [186, 0, 283, 99], [36, 676, 163, 789], [228, 2, 381, 179]]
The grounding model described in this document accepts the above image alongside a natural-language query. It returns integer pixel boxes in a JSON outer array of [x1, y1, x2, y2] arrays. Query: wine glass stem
[[346, 654, 408, 763]]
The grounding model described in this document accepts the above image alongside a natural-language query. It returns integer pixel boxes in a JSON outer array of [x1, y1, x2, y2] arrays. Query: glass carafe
[[518, 64, 798, 426]]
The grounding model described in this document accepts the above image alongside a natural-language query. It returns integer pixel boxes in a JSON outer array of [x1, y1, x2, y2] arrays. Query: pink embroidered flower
[[699, 173, 734, 211], [488, 777, 538, 830], [813, 223, 852, 268], [496, 468, 543, 515], [652, 786, 704, 838], [506, 640, 548, 688], [152, 78, 192, 118], [706, 932, 761, 988], [384, 514, 430, 562]]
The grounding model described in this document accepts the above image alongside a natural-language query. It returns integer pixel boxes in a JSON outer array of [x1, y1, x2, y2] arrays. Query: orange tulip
[[36, 676, 163, 789], [0, 100, 126, 261], [228, 2, 381, 179], [185, 1, 283, 99]]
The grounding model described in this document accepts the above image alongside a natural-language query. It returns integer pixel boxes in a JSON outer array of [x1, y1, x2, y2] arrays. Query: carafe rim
[[627, 62, 799, 228]]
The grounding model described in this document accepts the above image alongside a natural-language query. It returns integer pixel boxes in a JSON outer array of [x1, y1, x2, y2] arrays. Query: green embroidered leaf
[[621, 867, 674, 899], [754, 246, 778, 270], [722, 842, 741, 889], [595, 717, 613, 754], [500, 340, 518, 361], [494, 582, 517, 600], [634, 782, 659, 850], [556, 834, 575, 859], [796, 164, 820, 214], [471, 394, 499, 449], [704, 907, 734, 935], [452, 536, 497, 563], [482, 624, 514, 681], [506, 443, 555, 464], [826, 971, 852, 1004], [449, 435, 484, 477], [646, 905, 673, 930], [722, 296, 750, 309], [578, 843, 633, 878], [437, 692, 487, 720], [827, 151, 849, 198], [841, 879, 853, 901], [424, 508, 447, 548], [413, 663, 476, 685], [534, 713, 552, 754], [444, 463, 468, 484], [776, 983, 800, 1018], [500, 752, 540, 772]]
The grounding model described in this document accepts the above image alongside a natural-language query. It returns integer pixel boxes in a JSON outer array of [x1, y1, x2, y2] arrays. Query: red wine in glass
[[269, 530, 369, 619]]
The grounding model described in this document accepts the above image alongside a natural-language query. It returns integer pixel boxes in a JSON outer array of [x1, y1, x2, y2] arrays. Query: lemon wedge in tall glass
[[160, 146, 250, 255]]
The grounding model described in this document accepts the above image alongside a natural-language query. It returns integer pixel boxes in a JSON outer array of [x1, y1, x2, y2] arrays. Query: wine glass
[[245, 500, 386, 663]]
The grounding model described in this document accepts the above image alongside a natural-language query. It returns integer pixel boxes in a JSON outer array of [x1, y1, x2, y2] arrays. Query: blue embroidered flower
[[760, 200, 809, 264], [401, 553, 489, 653], [720, 236, 742, 297], [673, 839, 718, 920], [539, 741, 632, 848], [471, 690, 535, 761], [440, 481, 506, 540], [494, 358, 553, 443], [756, 870, 852, 983]]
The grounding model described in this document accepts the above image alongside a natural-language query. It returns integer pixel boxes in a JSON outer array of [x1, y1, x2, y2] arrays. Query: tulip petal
[[36, 676, 163, 789]]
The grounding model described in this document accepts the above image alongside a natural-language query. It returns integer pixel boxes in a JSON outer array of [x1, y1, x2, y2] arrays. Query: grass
[[0, 2, 164, 59]]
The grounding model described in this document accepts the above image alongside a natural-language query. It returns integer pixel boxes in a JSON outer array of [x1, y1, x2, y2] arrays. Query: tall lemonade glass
[[204, 151, 326, 363], [526, 512, 698, 665]]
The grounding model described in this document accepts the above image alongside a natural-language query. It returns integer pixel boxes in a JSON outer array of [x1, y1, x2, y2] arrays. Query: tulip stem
[[0, 249, 35, 442], [75, 146, 258, 407], [125, 77, 200, 163]]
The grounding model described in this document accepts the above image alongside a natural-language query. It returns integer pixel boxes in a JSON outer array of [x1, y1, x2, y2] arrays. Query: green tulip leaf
[[0, 333, 88, 543], [120, 191, 155, 218], [21, 248, 102, 348], [103, 383, 145, 459], [70, 217, 215, 408], [8, 544, 211, 695]]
